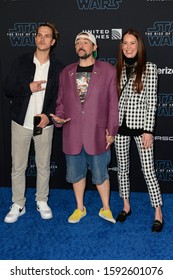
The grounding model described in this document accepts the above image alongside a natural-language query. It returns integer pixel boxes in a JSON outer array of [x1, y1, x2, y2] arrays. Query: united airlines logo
[[112, 29, 122, 39], [157, 93, 173, 116], [155, 160, 173, 182], [145, 21, 173, 46], [7, 22, 42, 47], [76, 0, 123, 10], [26, 156, 57, 177], [81, 29, 122, 40]]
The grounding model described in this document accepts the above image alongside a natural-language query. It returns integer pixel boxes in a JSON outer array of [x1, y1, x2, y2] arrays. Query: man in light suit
[[50, 32, 119, 223], [4, 23, 63, 223]]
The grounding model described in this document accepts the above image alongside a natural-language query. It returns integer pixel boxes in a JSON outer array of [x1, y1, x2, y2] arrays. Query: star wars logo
[[145, 21, 173, 46], [26, 156, 57, 177], [7, 22, 43, 47], [155, 160, 173, 182], [76, 0, 123, 10], [157, 93, 173, 116]]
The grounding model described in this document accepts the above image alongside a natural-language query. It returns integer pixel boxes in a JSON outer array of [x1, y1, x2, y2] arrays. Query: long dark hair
[[117, 28, 146, 95]]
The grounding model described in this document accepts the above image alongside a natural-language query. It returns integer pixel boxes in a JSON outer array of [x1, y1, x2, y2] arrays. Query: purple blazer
[[55, 60, 119, 155]]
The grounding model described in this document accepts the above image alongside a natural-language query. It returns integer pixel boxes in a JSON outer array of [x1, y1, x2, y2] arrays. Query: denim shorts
[[65, 147, 111, 185]]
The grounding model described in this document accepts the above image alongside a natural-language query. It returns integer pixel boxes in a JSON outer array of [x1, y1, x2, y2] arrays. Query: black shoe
[[116, 210, 131, 222], [152, 220, 163, 232]]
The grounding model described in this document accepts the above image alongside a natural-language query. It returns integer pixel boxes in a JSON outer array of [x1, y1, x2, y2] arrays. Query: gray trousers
[[11, 121, 54, 207], [115, 134, 163, 208]]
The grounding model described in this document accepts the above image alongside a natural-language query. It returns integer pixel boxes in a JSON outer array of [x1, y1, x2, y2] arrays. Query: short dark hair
[[36, 22, 59, 42]]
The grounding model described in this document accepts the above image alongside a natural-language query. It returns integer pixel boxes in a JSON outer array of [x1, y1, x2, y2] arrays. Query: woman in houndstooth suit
[[114, 29, 163, 232]]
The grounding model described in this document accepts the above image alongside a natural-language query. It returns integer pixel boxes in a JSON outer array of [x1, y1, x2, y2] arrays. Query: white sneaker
[[37, 201, 53, 219], [4, 204, 26, 223]]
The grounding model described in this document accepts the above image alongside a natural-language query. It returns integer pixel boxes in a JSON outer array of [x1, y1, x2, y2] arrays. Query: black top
[[77, 64, 94, 72]]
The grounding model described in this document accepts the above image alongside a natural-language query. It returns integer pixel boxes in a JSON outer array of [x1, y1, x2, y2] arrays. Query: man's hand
[[30, 80, 47, 93], [50, 113, 71, 125], [35, 114, 49, 128], [105, 129, 115, 149]]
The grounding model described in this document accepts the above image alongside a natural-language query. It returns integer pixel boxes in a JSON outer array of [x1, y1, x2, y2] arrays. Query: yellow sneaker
[[99, 208, 116, 224], [68, 207, 87, 223]]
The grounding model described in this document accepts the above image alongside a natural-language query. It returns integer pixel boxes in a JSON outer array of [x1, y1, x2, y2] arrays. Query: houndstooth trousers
[[115, 134, 163, 208]]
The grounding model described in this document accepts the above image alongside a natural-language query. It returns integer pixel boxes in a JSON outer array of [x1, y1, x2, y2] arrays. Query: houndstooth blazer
[[118, 62, 158, 132]]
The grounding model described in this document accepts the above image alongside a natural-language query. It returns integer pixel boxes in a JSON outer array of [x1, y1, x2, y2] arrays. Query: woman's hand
[[142, 133, 153, 149]]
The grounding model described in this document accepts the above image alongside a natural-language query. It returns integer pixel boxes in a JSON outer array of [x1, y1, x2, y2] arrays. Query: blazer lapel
[[68, 63, 81, 103], [120, 66, 127, 89], [84, 61, 100, 102]]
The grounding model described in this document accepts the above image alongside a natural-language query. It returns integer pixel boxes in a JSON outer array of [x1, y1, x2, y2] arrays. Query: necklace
[[125, 62, 137, 68]]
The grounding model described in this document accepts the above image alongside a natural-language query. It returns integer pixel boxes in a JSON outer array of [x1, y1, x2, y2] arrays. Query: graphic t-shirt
[[76, 64, 93, 103]]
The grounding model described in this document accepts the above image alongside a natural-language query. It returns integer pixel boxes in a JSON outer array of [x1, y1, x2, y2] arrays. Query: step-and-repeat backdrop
[[0, 0, 173, 193]]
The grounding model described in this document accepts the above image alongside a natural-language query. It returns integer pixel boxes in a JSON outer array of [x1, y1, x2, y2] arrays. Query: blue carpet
[[0, 187, 172, 260]]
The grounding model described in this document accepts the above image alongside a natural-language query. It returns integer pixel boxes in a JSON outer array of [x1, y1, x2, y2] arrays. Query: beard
[[77, 49, 93, 60]]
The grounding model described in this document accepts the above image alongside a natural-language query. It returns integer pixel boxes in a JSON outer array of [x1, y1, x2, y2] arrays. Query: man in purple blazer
[[50, 31, 119, 223]]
